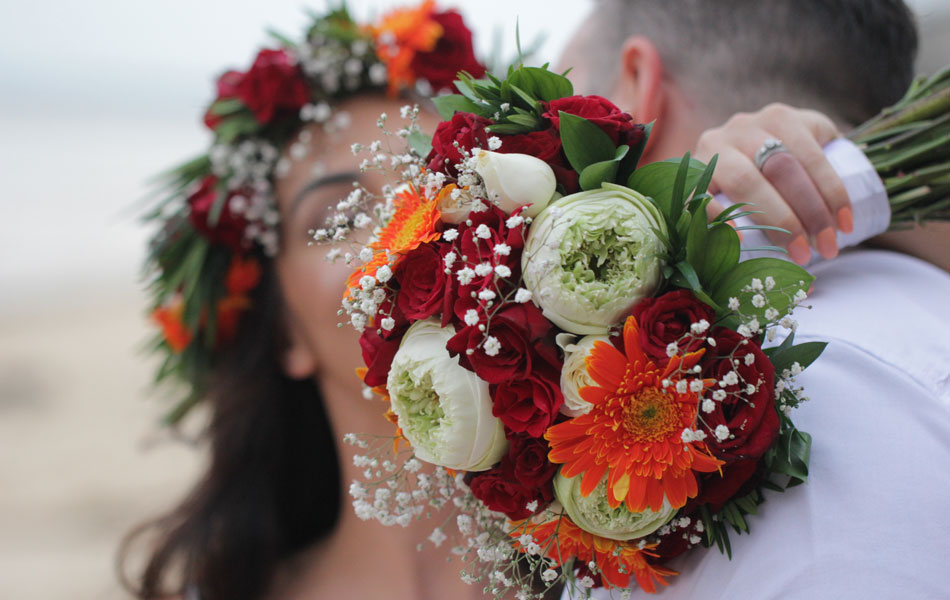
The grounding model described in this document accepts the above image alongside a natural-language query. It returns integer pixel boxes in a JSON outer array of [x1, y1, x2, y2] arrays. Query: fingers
[[694, 103, 855, 263], [761, 152, 838, 259], [768, 106, 853, 234], [712, 147, 813, 263]]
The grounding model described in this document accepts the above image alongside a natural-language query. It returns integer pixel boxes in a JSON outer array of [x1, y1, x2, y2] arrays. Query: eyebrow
[[290, 171, 361, 217]]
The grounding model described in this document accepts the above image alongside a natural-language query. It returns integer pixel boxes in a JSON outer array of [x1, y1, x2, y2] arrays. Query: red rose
[[491, 367, 564, 438], [446, 302, 553, 384], [448, 206, 524, 321], [496, 128, 579, 194], [359, 327, 402, 387], [496, 129, 562, 162], [632, 290, 716, 364], [468, 434, 556, 520], [187, 176, 250, 251], [506, 432, 559, 489], [203, 70, 244, 130], [544, 95, 637, 146], [691, 458, 760, 513], [701, 328, 778, 460], [394, 242, 452, 321], [410, 10, 486, 92], [236, 48, 310, 124], [468, 469, 537, 520], [425, 112, 493, 176]]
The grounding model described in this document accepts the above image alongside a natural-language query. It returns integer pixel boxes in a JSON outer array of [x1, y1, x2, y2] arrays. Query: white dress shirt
[[573, 250, 950, 600]]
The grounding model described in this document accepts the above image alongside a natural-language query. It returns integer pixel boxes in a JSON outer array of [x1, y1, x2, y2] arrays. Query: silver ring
[[754, 138, 788, 171]]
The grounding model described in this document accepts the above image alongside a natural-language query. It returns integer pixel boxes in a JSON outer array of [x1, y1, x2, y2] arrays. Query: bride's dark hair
[[120, 260, 341, 600]]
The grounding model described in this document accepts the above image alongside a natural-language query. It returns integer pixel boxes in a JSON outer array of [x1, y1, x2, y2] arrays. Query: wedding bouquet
[[320, 64, 825, 597]]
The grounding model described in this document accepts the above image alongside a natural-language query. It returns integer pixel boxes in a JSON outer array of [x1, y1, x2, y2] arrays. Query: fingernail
[[816, 227, 838, 260], [787, 235, 811, 265], [837, 206, 854, 234]]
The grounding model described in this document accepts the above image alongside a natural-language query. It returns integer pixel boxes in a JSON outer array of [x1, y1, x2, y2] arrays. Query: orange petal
[[586, 341, 628, 388], [622, 316, 648, 366], [580, 461, 608, 496]]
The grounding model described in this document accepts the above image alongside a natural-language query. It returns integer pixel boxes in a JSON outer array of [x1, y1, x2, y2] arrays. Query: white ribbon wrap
[[716, 138, 891, 266]]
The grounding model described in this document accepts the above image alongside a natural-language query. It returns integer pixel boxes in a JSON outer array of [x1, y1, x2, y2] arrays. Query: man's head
[[561, 0, 918, 150]]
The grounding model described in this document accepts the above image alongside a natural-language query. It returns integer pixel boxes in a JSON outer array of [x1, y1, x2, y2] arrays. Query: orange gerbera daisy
[[370, 0, 444, 95], [516, 516, 675, 593], [344, 251, 390, 300], [372, 184, 442, 256], [151, 295, 192, 353], [545, 316, 722, 513]]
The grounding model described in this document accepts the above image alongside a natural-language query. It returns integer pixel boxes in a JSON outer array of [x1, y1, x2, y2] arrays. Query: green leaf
[[672, 261, 719, 308], [712, 202, 754, 223], [769, 341, 828, 373], [558, 112, 617, 173], [695, 224, 741, 288], [208, 98, 246, 117], [710, 258, 814, 320], [215, 114, 260, 144], [578, 145, 629, 191], [685, 196, 711, 268], [693, 154, 718, 198], [486, 123, 530, 136], [432, 94, 485, 120], [407, 129, 432, 158], [617, 121, 653, 184], [670, 151, 692, 225], [626, 157, 706, 220], [506, 83, 541, 111], [764, 330, 796, 357], [506, 113, 541, 128], [770, 427, 812, 484], [453, 78, 480, 103], [507, 66, 573, 101]]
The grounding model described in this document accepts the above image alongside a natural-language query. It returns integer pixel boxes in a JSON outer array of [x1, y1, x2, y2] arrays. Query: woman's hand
[[694, 103, 854, 265]]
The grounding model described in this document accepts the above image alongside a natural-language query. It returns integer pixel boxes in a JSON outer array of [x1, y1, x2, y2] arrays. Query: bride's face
[[273, 94, 439, 405]]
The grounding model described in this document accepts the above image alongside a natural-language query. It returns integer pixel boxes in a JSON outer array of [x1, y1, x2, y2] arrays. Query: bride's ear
[[612, 35, 666, 128], [281, 315, 317, 380]]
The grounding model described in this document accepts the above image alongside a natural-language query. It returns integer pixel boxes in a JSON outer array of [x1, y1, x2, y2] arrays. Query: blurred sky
[[0, 0, 585, 315], [0, 0, 947, 314]]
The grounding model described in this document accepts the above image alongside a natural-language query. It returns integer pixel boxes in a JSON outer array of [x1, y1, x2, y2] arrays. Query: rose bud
[[556, 332, 610, 417], [474, 150, 556, 217]]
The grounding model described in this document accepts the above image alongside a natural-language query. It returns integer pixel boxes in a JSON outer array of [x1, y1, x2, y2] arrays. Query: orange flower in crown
[[371, 0, 486, 95], [151, 295, 192, 353], [545, 315, 723, 513]]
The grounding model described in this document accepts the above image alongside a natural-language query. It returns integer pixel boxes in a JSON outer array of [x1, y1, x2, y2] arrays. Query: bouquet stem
[[847, 66, 950, 227]]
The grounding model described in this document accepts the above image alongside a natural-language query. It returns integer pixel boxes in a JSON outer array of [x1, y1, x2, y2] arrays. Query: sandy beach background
[[1, 1, 947, 598]]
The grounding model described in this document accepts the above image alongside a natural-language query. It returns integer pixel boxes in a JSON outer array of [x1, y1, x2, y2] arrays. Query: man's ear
[[612, 35, 666, 130], [281, 315, 317, 380]]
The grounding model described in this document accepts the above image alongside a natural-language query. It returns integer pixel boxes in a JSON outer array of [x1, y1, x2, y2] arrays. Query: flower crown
[[144, 1, 485, 424]]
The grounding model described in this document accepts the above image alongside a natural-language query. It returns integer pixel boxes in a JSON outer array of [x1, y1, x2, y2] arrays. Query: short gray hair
[[574, 0, 918, 126]]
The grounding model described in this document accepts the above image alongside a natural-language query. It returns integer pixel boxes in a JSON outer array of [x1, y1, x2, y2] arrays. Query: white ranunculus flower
[[556, 333, 609, 417], [554, 471, 676, 541], [475, 150, 556, 217], [387, 318, 507, 471], [522, 183, 667, 334]]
